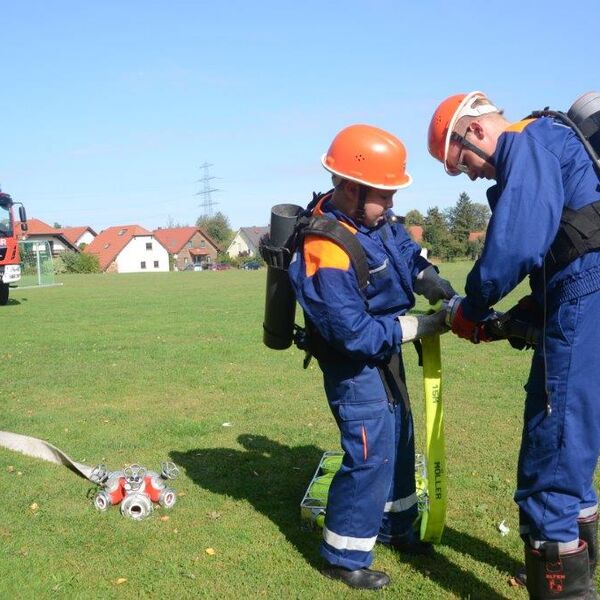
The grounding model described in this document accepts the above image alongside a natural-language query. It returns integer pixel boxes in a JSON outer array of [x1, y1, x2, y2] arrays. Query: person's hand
[[397, 309, 449, 343], [413, 265, 457, 305], [448, 299, 492, 344]]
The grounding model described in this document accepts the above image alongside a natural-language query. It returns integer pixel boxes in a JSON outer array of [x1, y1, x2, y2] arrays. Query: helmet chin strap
[[450, 131, 495, 168], [355, 184, 367, 225]]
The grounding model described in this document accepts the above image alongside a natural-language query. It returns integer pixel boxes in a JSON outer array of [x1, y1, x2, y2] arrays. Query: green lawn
[[0, 265, 594, 598]]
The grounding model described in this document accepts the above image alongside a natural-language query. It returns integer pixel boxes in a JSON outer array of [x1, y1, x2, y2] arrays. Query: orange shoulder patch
[[505, 118, 536, 133], [304, 234, 351, 277]]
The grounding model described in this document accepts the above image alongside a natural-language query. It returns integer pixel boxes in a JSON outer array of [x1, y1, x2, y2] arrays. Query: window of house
[[146, 242, 152, 250], [140, 261, 146, 269], [154, 261, 159, 268], [200, 240, 206, 248], [187, 241, 193, 248], [118, 228, 127, 236]]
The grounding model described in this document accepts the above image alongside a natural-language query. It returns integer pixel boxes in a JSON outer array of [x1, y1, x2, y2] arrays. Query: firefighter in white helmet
[[429, 91, 600, 599]]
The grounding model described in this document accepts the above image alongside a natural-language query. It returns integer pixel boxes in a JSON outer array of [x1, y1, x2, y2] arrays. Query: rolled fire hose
[[419, 327, 447, 543]]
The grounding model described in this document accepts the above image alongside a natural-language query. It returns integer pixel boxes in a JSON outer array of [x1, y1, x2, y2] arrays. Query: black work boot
[[321, 565, 390, 590], [525, 541, 591, 599], [578, 514, 599, 599]]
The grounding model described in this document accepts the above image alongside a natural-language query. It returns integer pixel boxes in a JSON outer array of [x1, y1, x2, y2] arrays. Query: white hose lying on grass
[[0, 430, 93, 479]]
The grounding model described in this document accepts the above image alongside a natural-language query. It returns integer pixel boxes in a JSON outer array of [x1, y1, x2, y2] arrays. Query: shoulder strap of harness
[[294, 191, 370, 290]]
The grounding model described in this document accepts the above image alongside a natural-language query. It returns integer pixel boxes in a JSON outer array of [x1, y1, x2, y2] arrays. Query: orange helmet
[[322, 124, 412, 190], [428, 91, 498, 175]]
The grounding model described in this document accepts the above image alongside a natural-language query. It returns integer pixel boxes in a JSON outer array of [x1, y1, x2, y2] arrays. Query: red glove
[[451, 303, 491, 344]]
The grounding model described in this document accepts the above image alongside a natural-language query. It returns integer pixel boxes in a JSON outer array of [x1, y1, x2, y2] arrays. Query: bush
[[52, 255, 67, 274], [60, 252, 101, 273]]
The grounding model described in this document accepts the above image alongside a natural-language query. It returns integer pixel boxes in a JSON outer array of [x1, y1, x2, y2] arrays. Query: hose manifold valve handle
[[91, 461, 179, 520]]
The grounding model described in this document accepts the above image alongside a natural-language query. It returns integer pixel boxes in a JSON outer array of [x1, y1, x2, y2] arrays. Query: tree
[[444, 192, 490, 250], [196, 212, 233, 247], [472, 202, 491, 231], [405, 209, 424, 226], [53, 222, 62, 229], [423, 207, 451, 258]]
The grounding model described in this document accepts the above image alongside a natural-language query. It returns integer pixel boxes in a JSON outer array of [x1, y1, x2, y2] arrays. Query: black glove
[[505, 296, 542, 350]]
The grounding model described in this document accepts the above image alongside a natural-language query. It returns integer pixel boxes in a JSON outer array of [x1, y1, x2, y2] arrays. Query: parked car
[[210, 263, 231, 271], [241, 260, 261, 270], [183, 263, 203, 271]]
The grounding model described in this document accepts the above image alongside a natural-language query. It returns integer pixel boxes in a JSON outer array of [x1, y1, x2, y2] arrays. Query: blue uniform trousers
[[516, 282, 600, 544], [319, 357, 418, 570]]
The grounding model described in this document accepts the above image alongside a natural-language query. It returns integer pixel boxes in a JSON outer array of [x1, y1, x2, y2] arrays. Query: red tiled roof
[[152, 227, 197, 253], [21, 218, 60, 235], [468, 231, 485, 242], [152, 226, 220, 253], [18, 218, 79, 250], [84, 225, 152, 271], [407, 225, 424, 243], [60, 226, 97, 246]]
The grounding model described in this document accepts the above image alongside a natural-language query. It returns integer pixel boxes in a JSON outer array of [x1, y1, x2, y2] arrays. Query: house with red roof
[[407, 225, 424, 244], [152, 226, 219, 271], [84, 225, 169, 273], [468, 230, 486, 242], [60, 226, 97, 249], [226, 226, 269, 258], [19, 218, 80, 254]]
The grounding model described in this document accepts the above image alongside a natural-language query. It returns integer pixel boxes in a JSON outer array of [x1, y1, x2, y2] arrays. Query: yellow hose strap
[[419, 333, 447, 543]]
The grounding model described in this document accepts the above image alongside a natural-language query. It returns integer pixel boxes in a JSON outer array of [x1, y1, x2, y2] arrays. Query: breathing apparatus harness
[[260, 190, 371, 362], [526, 93, 600, 278]]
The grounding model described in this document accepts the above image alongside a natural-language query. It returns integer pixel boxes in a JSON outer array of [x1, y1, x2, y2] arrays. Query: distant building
[[84, 225, 168, 273], [468, 231, 486, 242], [152, 226, 219, 270], [226, 226, 269, 258], [19, 218, 80, 255], [407, 225, 424, 243], [60, 226, 97, 249]]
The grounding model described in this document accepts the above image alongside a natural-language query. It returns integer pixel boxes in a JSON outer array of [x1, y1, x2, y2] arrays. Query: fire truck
[[0, 190, 28, 305]]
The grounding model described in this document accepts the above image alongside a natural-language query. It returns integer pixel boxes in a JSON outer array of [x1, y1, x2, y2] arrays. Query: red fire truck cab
[[0, 191, 28, 305]]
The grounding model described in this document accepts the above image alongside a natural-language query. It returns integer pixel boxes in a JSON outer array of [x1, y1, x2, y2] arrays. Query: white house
[[60, 226, 97, 248], [84, 225, 169, 273], [226, 226, 269, 258]]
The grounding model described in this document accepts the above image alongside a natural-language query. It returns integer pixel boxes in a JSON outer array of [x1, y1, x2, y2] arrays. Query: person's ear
[[470, 120, 485, 140]]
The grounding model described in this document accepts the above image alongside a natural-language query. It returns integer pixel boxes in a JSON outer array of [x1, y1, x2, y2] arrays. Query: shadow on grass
[[394, 526, 520, 599], [172, 436, 520, 598], [171, 434, 325, 568]]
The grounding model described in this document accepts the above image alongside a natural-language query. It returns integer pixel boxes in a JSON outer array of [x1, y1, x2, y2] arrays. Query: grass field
[[0, 265, 596, 599]]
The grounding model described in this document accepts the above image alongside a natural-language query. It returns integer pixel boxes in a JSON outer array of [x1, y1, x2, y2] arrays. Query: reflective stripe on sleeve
[[384, 492, 417, 513], [322, 525, 378, 552]]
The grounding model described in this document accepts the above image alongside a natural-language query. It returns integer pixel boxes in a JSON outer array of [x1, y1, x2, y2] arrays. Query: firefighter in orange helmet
[[288, 124, 454, 590], [428, 91, 600, 599]]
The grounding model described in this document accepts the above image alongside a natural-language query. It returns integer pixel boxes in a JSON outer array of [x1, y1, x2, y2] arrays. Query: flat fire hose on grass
[[419, 333, 447, 543], [0, 431, 179, 520]]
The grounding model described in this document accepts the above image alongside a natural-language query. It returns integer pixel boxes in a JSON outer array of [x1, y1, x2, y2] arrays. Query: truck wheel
[[0, 283, 9, 305]]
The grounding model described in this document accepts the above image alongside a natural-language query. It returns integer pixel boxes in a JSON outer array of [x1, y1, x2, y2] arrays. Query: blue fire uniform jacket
[[289, 194, 430, 570], [462, 117, 600, 546]]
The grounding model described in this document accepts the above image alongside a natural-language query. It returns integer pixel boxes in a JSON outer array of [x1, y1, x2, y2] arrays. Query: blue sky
[[1, 1, 597, 232]]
